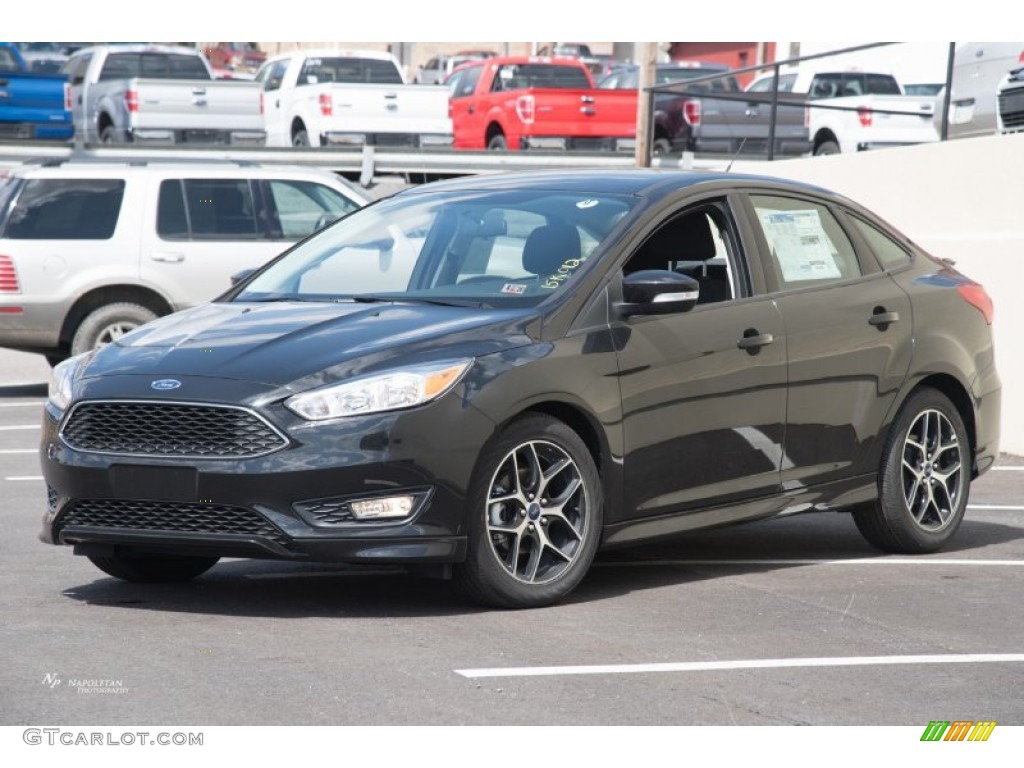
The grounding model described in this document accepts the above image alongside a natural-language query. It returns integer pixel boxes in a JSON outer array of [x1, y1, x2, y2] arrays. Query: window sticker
[[500, 283, 527, 295], [757, 209, 841, 282]]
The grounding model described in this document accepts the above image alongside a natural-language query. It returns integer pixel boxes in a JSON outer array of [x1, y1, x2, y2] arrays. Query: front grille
[[293, 498, 355, 526], [998, 87, 1024, 131], [61, 401, 288, 458], [58, 499, 288, 546]]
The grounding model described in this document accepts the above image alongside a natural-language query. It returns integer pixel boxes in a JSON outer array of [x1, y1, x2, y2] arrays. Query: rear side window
[[849, 216, 912, 269], [3, 179, 124, 239], [0, 48, 19, 71], [750, 195, 862, 289], [157, 179, 259, 240]]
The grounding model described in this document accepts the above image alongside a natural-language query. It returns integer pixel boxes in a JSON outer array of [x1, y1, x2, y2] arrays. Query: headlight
[[48, 354, 87, 411], [285, 359, 472, 421]]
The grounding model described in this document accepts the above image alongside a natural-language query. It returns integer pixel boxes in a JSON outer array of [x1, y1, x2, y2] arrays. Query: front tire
[[455, 414, 603, 608], [71, 303, 158, 356], [88, 553, 219, 583], [853, 388, 970, 553]]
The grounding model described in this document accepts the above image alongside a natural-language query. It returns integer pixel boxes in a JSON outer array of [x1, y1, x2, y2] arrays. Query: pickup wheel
[[99, 125, 117, 144], [487, 134, 507, 151], [652, 138, 672, 155], [292, 129, 310, 147], [71, 303, 158, 356], [814, 140, 840, 156]]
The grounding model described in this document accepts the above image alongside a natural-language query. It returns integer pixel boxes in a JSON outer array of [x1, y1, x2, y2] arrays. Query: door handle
[[467, 105, 475, 114], [151, 252, 185, 263], [868, 309, 900, 327], [737, 330, 774, 351]]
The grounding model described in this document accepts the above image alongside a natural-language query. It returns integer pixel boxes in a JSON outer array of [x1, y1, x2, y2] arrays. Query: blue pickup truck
[[0, 42, 73, 140]]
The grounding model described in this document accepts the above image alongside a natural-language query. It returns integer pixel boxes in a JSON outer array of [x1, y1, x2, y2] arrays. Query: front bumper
[[40, 376, 495, 565]]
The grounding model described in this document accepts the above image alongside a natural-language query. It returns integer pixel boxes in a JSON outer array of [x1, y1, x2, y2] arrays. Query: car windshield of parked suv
[[235, 189, 638, 308]]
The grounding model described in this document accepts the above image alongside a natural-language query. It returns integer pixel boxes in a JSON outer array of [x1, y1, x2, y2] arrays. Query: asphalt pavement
[[1, 347, 1022, 726]]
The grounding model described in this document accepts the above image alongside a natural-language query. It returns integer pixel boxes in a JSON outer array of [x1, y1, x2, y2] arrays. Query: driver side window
[[622, 203, 742, 305]]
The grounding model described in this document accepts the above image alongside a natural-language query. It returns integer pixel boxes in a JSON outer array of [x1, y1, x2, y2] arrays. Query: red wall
[[668, 42, 776, 87]]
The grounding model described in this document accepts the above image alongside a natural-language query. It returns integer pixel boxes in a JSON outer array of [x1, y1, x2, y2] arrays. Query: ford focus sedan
[[40, 170, 1001, 608]]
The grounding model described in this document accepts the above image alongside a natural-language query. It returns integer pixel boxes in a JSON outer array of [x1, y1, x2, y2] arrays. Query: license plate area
[[109, 465, 198, 502]]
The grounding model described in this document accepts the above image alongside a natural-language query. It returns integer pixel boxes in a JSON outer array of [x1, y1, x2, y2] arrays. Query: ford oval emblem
[[151, 379, 182, 391]]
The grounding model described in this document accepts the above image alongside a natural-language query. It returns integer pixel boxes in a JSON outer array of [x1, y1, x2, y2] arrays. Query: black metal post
[[767, 63, 780, 161], [941, 42, 956, 141]]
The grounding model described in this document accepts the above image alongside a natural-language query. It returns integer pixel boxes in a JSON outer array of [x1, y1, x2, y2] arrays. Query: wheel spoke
[[524, 444, 542, 496], [538, 456, 572, 498], [904, 476, 921, 511]]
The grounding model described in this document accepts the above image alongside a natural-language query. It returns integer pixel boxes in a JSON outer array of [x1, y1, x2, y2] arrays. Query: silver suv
[[0, 159, 368, 364]]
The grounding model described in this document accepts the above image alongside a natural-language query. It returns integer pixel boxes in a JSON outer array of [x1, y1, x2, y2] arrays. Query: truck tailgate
[[820, 94, 937, 145], [0, 73, 68, 119], [518, 88, 635, 138], [129, 78, 263, 131], [324, 83, 451, 136]]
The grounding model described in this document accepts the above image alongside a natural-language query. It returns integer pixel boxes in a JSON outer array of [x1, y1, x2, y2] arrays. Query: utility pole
[[634, 42, 657, 168]]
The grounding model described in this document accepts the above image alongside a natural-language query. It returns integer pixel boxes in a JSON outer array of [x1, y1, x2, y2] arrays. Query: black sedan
[[40, 170, 1001, 608]]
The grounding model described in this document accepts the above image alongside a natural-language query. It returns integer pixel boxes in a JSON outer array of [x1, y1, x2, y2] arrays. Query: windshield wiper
[[346, 295, 489, 308]]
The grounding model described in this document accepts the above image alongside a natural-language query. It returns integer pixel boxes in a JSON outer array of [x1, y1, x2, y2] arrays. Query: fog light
[[349, 495, 415, 520]]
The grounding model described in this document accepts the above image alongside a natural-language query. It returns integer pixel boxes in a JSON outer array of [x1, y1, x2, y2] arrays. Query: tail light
[[682, 99, 701, 126], [318, 93, 332, 117], [448, 97, 453, 119], [957, 282, 994, 324], [515, 95, 535, 124], [0, 255, 20, 293], [125, 89, 139, 113], [857, 106, 873, 127], [63, 82, 72, 112], [1019, 49, 1024, 63], [804, 106, 810, 127]]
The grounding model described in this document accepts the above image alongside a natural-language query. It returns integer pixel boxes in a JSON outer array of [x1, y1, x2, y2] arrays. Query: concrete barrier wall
[[730, 133, 1024, 455]]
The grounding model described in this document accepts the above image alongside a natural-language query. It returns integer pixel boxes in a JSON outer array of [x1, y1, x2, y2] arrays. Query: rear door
[[140, 176, 284, 308], [616, 193, 788, 520], [739, 191, 913, 488]]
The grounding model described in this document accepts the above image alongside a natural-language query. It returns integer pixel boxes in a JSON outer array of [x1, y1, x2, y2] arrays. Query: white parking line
[[968, 504, 1024, 511], [5, 475, 42, 481], [0, 449, 36, 454], [992, 466, 1024, 471], [594, 558, 1024, 568], [455, 653, 1024, 679], [0, 401, 44, 408], [0, 425, 39, 431]]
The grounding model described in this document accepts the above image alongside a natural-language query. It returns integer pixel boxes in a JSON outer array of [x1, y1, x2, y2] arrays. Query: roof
[[398, 168, 837, 200]]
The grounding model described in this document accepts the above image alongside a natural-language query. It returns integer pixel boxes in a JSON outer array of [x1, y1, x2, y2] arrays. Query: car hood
[[79, 301, 541, 390]]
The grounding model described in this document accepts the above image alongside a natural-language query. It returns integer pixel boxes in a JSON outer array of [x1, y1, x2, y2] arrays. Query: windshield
[[235, 188, 637, 308]]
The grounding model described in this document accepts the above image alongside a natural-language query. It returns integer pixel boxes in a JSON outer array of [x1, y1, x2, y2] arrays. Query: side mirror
[[230, 268, 256, 286], [617, 270, 698, 317]]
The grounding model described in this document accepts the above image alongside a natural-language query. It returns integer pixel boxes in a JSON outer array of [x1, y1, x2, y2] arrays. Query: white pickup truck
[[62, 44, 266, 145], [256, 48, 452, 148], [748, 69, 938, 155]]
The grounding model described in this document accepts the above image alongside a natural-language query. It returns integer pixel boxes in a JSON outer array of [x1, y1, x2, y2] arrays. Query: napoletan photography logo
[[920, 720, 997, 742], [41, 673, 129, 695]]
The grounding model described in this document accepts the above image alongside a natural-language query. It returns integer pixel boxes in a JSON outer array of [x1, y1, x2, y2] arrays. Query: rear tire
[[652, 137, 672, 155], [814, 140, 840, 156], [71, 303, 157, 356], [99, 125, 117, 144], [88, 553, 219, 583], [292, 128, 310, 147], [853, 388, 970, 554], [487, 134, 507, 151]]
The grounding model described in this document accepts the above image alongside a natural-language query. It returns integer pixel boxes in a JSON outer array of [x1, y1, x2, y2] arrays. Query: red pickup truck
[[446, 56, 635, 151]]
